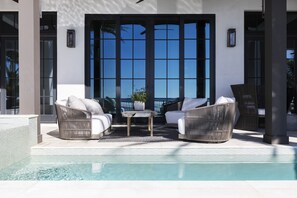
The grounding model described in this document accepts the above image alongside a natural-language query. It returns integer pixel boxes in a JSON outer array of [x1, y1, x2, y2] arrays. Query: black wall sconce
[[67, 29, 75, 48], [227, 28, 236, 47]]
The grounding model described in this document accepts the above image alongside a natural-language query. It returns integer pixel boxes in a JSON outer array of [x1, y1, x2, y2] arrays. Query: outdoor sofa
[[55, 96, 112, 139], [177, 96, 237, 143]]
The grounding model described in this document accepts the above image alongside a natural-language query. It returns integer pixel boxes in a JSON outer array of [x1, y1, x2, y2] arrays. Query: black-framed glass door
[[40, 37, 57, 122], [0, 37, 19, 114], [86, 15, 215, 122]]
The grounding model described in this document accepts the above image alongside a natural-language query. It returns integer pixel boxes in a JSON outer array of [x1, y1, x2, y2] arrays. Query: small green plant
[[131, 88, 147, 103]]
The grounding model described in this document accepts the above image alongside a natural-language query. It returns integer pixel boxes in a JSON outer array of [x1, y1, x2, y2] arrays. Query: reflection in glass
[[104, 60, 116, 78]]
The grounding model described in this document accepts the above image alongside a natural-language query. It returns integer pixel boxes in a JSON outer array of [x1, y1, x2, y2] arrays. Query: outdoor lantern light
[[67, 29, 76, 48], [227, 28, 236, 47]]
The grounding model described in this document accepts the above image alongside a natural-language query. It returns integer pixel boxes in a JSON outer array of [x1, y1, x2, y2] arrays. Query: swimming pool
[[0, 155, 296, 181]]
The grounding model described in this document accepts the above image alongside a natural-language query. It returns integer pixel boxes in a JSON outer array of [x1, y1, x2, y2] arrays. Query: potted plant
[[131, 88, 147, 111]]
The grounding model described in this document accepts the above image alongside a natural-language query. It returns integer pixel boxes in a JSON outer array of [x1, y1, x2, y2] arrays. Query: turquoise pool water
[[0, 155, 296, 181]]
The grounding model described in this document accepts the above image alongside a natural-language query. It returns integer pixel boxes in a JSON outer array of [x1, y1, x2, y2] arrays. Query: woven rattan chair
[[178, 102, 237, 143], [231, 84, 262, 131], [55, 100, 112, 140]]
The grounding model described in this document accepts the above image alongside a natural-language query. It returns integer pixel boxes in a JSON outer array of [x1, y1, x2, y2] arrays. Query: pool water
[[0, 155, 296, 181]]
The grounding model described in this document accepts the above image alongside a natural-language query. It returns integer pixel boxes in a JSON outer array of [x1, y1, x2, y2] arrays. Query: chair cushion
[[215, 96, 235, 105], [165, 111, 185, 124], [67, 95, 87, 111], [178, 117, 185, 135], [81, 98, 104, 115], [92, 114, 112, 135], [181, 98, 207, 111]]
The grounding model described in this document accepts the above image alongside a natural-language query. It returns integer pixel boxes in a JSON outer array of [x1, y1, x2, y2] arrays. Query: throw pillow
[[181, 98, 207, 111], [81, 98, 104, 115], [215, 96, 235, 105], [67, 95, 87, 111]]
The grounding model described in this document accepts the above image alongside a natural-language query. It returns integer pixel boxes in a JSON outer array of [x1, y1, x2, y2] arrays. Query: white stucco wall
[[2, 0, 297, 100]]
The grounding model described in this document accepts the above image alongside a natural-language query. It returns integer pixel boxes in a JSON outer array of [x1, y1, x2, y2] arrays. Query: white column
[[19, 0, 41, 142]]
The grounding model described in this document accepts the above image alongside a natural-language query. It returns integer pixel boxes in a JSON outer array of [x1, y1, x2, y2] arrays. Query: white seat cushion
[[181, 98, 207, 111], [91, 114, 112, 135], [178, 117, 185, 135], [165, 111, 185, 124]]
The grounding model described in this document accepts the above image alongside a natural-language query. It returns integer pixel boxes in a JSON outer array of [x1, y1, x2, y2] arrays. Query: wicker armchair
[[178, 102, 237, 143], [55, 100, 112, 140], [231, 84, 264, 131]]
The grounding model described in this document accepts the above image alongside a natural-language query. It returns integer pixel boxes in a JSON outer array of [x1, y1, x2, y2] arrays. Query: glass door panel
[[4, 39, 19, 114], [287, 40, 296, 113], [40, 38, 57, 122], [120, 23, 146, 111], [154, 23, 180, 113]]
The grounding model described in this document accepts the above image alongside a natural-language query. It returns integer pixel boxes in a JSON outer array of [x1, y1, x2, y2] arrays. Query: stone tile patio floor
[[1, 124, 297, 198]]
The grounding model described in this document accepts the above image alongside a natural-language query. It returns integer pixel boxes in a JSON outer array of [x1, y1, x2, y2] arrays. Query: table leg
[[150, 116, 153, 136], [127, 117, 131, 136]]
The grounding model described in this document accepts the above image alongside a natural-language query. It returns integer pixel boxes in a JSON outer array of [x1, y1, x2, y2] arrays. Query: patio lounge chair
[[231, 84, 265, 131], [55, 96, 112, 140], [177, 97, 237, 143], [164, 97, 208, 127]]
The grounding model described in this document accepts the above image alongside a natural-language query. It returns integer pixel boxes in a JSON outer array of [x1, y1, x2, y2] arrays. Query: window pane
[[155, 60, 166, 78], [104, 60, 116, 78], [103, 40, 116, 58], [155, 40, 166, 59], [168, 60, 179, 78], [185, 23, 197, 39], [155, 24, 166, 39], [134, 80, 145, 92], [100, 23, 116, 39], [121, 24, 133, 39], [205, 40, 210, 59], [121, 60, 132, 78], [121, 80, 132, 98], [155, 80, 166, 98], [205, 23, 210, 39], [43, 60, 54, 78], [104, 79, 116, 98], [134, 24, 146, 39], [134, 40, 145, 59], [185, 79, 197, 98], [90, 59, 94, 78], [185, 60, 197, 78], [43, 78, 54, 96], [121, 40, 132, 59], [43, 40, 54, 59], [134, 60, 145, 78], [168, 80, 179, 98], [205, 60, 210, 78], [205, 79, 210, 99], [168, 24, 179, 39], [185, 40, 197, 58], [168, 40, 179, 59]]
